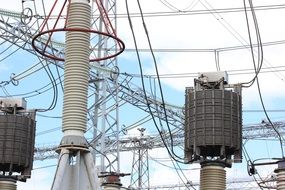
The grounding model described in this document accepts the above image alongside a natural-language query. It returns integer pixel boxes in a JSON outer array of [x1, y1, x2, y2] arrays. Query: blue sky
[[0, 0, 285, 189]]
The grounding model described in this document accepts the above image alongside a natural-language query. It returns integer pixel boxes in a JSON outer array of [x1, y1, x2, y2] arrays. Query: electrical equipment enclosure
[[184, 87, 242, 162], [0, 114, 36, 176]]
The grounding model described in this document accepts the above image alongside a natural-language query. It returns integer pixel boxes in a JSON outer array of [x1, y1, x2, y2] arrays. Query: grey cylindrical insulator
[[62, 1, 91, 134], [276, 169, 285, 190], [200, 165, 226, 190], [104, 186, 120, 190], [0, 180, 17, 190]]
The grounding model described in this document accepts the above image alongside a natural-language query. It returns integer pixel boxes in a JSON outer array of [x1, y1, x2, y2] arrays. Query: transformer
[[184, 72, 242, 164], [0, 98, 36, 182]]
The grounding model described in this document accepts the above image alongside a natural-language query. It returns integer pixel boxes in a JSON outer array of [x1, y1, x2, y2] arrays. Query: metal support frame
[[129, 128, 150, 190], [1, 5, 285, 190], [52, 148, 98, 190], [89, 0, 121, 176]]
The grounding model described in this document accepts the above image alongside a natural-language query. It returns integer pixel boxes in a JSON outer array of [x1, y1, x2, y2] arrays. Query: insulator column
[[200, 163, 226, 190], [276, 170, 285, 190], [62, 0, 91, 136], [0, 179, 17, 190], [51, 1, 98, 189], [275, 160, 285, 190]]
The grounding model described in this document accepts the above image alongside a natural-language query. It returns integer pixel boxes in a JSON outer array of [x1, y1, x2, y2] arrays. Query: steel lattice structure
[[0, 2, 285, 189], [129, 128, 150, 190]]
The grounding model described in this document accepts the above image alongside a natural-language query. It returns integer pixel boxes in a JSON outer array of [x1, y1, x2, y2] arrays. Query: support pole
[[200, 162, 226, 190], [275, 160, 285, 190]]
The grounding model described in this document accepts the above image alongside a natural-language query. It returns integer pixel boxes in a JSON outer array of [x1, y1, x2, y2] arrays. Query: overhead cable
[[243, 0, 284, 158], [125, 0, 186, 164], [136, 0, 187, 162]]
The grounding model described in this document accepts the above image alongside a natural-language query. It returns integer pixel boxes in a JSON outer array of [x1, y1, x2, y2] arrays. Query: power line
[[198, 0, 285, 82], [122, 65, 285, 80], [115, 3, 285, 18], [136, 0, 188, 163], [243, 0, 284, 158], [243, 144, 265, 189], [125, 0, 187, 165], [40, 3, 285, 20], [168, 153, 197, 190]]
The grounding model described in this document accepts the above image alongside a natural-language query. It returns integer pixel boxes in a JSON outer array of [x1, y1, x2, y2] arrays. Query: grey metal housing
[[0, 114, 36, 177], [184, 88, 242, 162]]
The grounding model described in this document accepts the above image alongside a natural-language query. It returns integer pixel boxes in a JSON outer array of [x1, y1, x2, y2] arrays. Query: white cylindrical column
[[62, 0, 91, 136], [0, 179, 17, 190], [200, 163, 226, 190]]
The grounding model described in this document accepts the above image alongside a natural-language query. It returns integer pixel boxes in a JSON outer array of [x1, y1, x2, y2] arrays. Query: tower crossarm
[[34, 120, 285, 161], [242, 121, 285, 140], [0, 14, 65, 67], [115, 75, 184, 129]]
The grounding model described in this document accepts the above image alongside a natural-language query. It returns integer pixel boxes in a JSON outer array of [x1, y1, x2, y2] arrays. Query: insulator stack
[[0, 179, 17, 190], [62, 0, 91, 136], [276, 170, 285, 190], [275, 160, 285, 190], [200, 164, 226, 190]]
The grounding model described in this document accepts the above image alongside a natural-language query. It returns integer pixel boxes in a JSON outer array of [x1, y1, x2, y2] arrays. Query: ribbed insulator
[[62, 1, 91, 134], [0, 180, 17, 190], [277, 170, 285, 190], [104, 186, 120, 190], [200, 165, 226, 190]]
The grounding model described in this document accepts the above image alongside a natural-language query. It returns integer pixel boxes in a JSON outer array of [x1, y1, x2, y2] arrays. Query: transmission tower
[[90, 0, 122, 175], [129, 128, 150, 190]]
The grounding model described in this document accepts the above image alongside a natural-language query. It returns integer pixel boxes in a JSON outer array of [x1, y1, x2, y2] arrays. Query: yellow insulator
[[0, 180, 17, 190], [276, 169, 285, 190], [200, 165, 226, 190], [62, 0, 91, 135]]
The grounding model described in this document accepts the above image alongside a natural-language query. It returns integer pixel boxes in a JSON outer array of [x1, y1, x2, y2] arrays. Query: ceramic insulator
[[200, 165, 226, 190], [62, 0, 91, 135]]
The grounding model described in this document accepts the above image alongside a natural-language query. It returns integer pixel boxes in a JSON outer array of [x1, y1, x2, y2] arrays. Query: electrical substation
[[0, 1, 285, 190]]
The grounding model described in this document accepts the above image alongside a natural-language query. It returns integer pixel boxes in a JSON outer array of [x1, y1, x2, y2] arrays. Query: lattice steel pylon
[[129, 128, 150, 190], [89, 0, 122, 176]]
